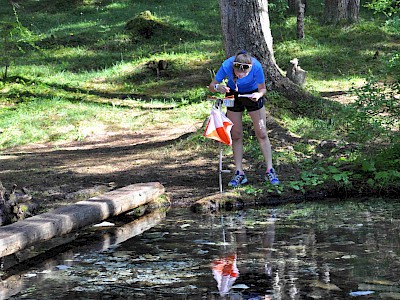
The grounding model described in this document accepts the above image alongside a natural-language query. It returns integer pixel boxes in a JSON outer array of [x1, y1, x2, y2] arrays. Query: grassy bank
[[0, 0, 399, 199]]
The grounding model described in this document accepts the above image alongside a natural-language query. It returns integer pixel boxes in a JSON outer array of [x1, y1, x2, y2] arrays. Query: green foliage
[[265, 184, 284, 194], [345, 79, 400, 142], [373, 170, 400, 185], [268, 0, 289, 22], [385, 51, 400, 77], [353, 142, 400, 188], [374, 142, 400, 169], [285, 166, 355, 194], [0, 7, 37, 79], [286, 170, 326, 193], [329, 170, 353, 187], [243, 185, 264, 197], [382, 16, 400, 37], [125, 11, 164, 38], [364, 0, 400, 17]]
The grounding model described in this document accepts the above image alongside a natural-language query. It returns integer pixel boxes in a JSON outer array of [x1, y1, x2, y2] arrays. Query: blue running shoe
[[265, 168, 280, 185], [228, 171, 248, 187]]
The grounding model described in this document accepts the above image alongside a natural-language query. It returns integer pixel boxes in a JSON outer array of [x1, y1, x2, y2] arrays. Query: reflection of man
[[212, 253, 239, 296]]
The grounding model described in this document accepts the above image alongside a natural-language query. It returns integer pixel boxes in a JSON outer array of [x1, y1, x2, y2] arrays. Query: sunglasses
[[233, 62, 252, 71]]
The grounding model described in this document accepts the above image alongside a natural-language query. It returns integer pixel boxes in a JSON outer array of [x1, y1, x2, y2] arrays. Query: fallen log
[[0, 209, 167, 299], [0, 182, 165, 258]]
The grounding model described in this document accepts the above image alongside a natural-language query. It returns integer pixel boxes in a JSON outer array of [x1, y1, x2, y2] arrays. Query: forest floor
[[0, 92, 384, 215]]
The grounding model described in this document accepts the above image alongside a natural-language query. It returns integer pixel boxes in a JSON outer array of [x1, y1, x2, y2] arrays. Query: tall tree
[[288, 0, 297, 13], [324, 0, 360, 24], [296, 0, 306, 39], [218, 0, 314, 111]]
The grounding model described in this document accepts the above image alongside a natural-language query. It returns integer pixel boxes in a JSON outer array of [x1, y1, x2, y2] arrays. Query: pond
[[1, 198, 400, 300]]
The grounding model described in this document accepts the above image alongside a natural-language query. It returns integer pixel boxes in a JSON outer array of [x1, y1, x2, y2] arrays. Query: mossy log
[[190, 191, 256, 213]]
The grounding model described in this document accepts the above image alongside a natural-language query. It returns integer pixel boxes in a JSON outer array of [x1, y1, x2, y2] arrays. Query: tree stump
[[286, 58, 307, 86], [0, 182, 38, 226]]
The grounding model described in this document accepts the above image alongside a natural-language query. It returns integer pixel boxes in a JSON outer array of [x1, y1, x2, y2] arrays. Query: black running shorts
[[226, 89, 264, 112]]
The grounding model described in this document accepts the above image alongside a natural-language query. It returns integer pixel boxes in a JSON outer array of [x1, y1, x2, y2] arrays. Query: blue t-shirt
[[215, 56, 265, 93]]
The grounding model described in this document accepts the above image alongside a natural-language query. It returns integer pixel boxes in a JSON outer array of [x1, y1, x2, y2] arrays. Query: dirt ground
[[1, 107, 307, 214], [2, 89, 367, 214]]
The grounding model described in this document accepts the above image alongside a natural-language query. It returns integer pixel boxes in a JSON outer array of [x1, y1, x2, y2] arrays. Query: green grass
[[273, 16, 396, 91], [0, 94, 210, 149], [0, 0, 399, 195]]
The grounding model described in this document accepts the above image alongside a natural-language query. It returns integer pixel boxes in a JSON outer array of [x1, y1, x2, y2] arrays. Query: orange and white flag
[[204, 107, 233, 146], [212, 254, 239, 296]]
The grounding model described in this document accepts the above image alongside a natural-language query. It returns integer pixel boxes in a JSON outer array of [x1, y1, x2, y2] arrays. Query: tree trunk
[[324, 0, 360, 24], [218, 0, 315, 112], [219, 0, 274, 59], [347, 0, 360, 22], [288, 0, 296, 13], [297, 0, 305, 39]]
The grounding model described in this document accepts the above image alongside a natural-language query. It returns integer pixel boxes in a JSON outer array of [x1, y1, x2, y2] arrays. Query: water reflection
[[1, 209, 167, 300], [210, 212, 278, 300], [2, 199, 400, 299], [212, 254, 239, 297]]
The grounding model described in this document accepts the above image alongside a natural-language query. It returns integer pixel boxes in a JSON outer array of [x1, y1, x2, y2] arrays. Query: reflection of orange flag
[[212, 254, 239, 296], [204, 107, 233, 146]]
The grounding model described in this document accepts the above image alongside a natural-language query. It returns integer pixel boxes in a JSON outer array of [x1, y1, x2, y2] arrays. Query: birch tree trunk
[[218, 0, 315, 110]]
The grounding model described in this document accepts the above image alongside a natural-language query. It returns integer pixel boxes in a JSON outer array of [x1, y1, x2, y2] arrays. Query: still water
[[1, 199, 400, 300]]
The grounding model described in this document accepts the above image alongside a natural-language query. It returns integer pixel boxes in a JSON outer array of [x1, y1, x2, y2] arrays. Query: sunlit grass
[[304, 77, 366, 93], [0, 96, 211, 150], [0, 0, 398, 197], [272, 13, 397, 93], [280, 114, 340, 140]]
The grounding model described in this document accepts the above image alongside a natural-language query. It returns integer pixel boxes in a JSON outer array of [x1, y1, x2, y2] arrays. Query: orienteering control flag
[[204, 107, 233, 146]]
